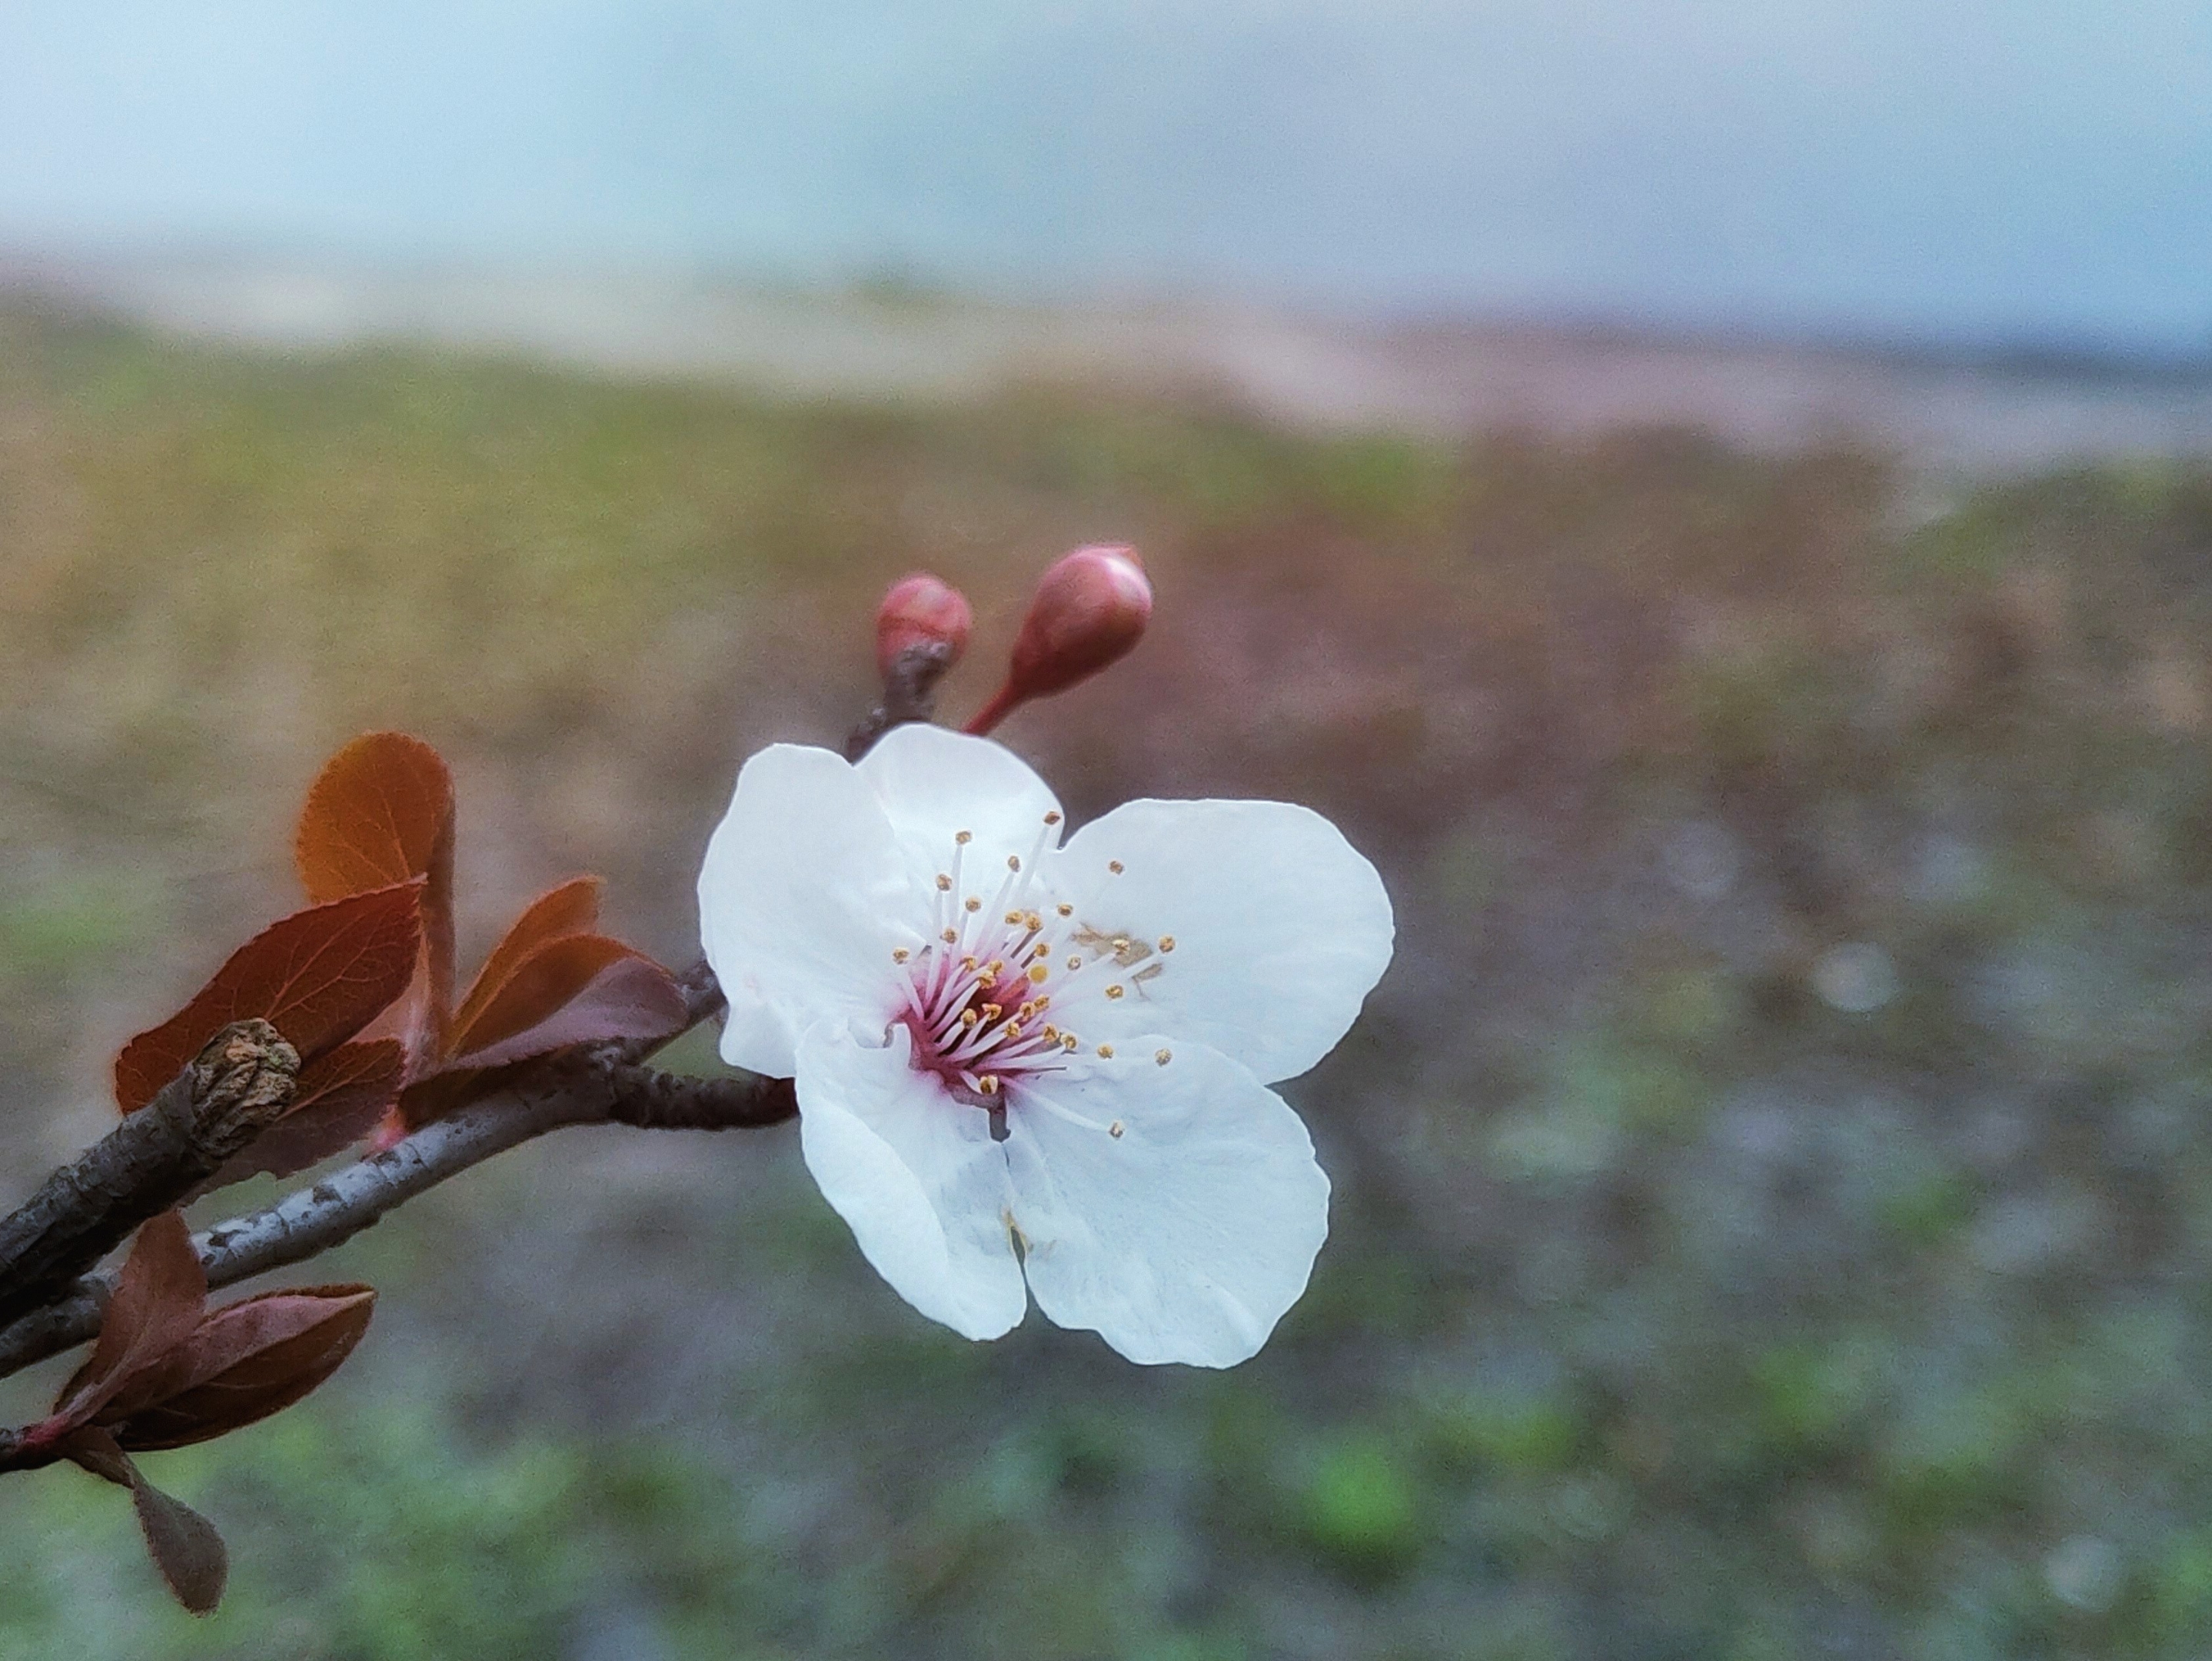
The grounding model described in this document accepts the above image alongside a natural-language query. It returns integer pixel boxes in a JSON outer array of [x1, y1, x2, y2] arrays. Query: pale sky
[[2, 1, 2207, 349]]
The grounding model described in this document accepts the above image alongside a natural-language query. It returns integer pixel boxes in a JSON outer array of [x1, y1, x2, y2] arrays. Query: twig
[[843, 640, 957, 762], [0, 1051, 792, 1383], [0, 1023, 297, 1333]]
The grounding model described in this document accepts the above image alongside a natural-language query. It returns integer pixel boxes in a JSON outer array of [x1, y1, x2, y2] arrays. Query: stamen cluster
[[893, 811, 1175, 1132]]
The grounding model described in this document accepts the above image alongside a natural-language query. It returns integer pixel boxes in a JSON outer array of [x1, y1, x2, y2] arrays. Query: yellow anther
[[1066, 955, 1083, 971], [1025, 910, 1043, 930], [955, 830, 973, 844], [1004, 1021, 1023, 1040], [1042, 1024, 1060, 1041], [981, 1004, 1003, 1021], [936, 874, 953, 891], [960, 1010, 980, 1027], [1027, 963, 1050, 985], [1006, 910, 1024, 925], [1007, 854, 1022, 871], [1044, 810, 1062, 824], [891, 947, 910, 963], [1097, 1044, 1115, 1058], [1105, 984, 1125, 1000], [1158, 935, 1176, 953], [1112, 935, 1129, 952], [965, 897, 982, 912], [1109, 1120, 1125, 1138], [961, 954, 978, 970], [1056, 902, 1073, 917], [1017, 1000, 1038, 1019], [1062, 1034, 1079, 1052], [1155, 1048, 1172, 1066], [976, 1073, 1000, 1096], [1108, 860, 1125, 874], [940, 927, 958, 944]]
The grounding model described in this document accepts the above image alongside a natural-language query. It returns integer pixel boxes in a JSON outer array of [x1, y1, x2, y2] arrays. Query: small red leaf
[[63, 1429, 229, 1613], [56, 1424, 131, 1484], [55, 1213, 207, 1427], [129, 1462, 229, 1614], [294, 732, 457, 1061], [444, 935, 685, 1067], [191, 1040, 406, 1195], [457, 954, 688, 1069], [389, 1071, 478, 1130], [294, 731, 454, 907], [394, 946, 687, 1130], [115, 884, 424, 1114], [113, 1284, 376, 1451], [447, 877, 602, 1047]]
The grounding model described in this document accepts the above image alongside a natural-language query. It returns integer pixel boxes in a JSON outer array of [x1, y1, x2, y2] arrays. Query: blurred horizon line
[[12, 242, 2212, 478], [9, 233, 2212, 383]]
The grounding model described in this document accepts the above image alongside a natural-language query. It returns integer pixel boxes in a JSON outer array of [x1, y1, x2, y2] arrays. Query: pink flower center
[[885, 817, 1175, 1137]]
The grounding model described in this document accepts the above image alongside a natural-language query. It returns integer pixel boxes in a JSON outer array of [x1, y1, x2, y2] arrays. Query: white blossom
[[697, 724, 1393, 1366]]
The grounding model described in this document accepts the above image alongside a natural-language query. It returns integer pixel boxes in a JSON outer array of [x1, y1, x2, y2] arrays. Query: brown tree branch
[[0, 1047, 792, 1383], [0, 668, 913, 1387], [843, 639, 957, 762], [0, 1023, 298, 1333]]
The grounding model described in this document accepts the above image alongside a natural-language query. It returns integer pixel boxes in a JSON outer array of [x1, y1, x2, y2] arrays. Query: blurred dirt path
[[11, 255, 2212, 474]]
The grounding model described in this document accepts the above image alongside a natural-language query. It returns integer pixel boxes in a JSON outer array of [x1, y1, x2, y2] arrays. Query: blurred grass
[[5, 298, 2212, 1657]]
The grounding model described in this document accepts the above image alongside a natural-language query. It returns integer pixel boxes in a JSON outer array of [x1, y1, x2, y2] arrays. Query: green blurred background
[[3, 295, 2211, 1659]]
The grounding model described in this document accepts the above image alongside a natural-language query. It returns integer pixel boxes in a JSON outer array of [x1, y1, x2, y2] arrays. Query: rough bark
[[0, 1023, 298, 1332], [0, 1050, 792, 1382]]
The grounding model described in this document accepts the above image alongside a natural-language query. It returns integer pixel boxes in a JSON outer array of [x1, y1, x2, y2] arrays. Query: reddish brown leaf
[[55, 1212, 207, 1426], [62, 1428, 229, 1613], [447, 877, 602, 1047], [445, 938, 687, 1070], [294, 731, 454, 906], [191, 1040, 407, 1195], [294, 732, 457, 1063], [114, 884, 424, 1114], [463, 954, 689, 1067], [392, 944, 687, 1130], [390, 1066, 493, 1130], [56, 1424, 132, 1484], [114, 1285, 376, 1451], [129, 1461, 229, 1614]]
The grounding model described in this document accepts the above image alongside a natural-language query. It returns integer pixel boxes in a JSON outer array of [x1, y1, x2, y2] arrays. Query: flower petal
[[1005, 1039, 1329, 1367], [796, 1022, 1028, 1342], [1051, 800, 1393, 1083], [698, 744, 914, 1078], [854, 724, 1065, 887]]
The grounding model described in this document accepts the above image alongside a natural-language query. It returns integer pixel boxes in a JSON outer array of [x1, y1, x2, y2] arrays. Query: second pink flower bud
[[966, 545, 1153, 734]]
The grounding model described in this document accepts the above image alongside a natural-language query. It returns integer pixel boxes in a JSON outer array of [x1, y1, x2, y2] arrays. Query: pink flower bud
[[966, 545, 1152, 734], [875, 573, 973, 680]]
